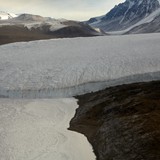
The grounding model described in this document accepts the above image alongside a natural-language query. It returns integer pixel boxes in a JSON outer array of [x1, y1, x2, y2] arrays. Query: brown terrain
[[0, 25, 53, 45], [0, 22, 101, 45], [70, 80, 160, 160]]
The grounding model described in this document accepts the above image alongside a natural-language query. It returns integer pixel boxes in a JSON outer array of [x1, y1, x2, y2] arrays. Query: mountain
[[0, 13, 103, 45], [87, 0, 160, 32], [125, 8, 160, 33], [15, 13, 47, 22], [0, 11, 17, 20]]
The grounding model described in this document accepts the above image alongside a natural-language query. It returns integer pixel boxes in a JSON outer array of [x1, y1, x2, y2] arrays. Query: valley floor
[[0, 98, 95, 160]]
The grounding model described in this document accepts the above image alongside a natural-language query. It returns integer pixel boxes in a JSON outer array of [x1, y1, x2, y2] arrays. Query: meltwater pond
[[0, 98, 96, 160]]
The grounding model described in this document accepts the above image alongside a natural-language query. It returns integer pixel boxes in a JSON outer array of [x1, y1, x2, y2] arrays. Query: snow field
[[0, 33, 160, 98], [0, 98, 96, 160]]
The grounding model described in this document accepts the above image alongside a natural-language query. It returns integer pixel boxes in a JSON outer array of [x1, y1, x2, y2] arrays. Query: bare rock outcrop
[[70, 81, 160, 160]]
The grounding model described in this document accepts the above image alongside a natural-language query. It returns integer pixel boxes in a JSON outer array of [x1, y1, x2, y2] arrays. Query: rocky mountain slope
[[70, 80, 160, 160], [125, 9, 160, 33], [87, 0, 160, 32], [0, 13, 102, 45]]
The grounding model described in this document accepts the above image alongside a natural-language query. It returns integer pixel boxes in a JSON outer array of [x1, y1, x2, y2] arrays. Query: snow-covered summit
[[0, 11, 17, 20], [16, 14, 48, 22], [0, 13, 100, 37], [14, 14, 67, 31], [0, 13, 65, 29], [0, 13, 101, 45]]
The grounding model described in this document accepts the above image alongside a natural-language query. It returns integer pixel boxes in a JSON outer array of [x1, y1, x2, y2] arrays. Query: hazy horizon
[[0, 0, 124, 20]]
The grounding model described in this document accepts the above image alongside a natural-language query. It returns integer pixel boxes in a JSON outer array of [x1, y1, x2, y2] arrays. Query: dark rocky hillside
[[0, 25, 53, 45], [0, 23, 100, 45], [70, 80, 160, 160], [0, 14, 102, 45]]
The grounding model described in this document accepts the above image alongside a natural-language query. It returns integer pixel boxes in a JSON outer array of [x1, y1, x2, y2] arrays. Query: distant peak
[[16, 14, 45, 21], [87, 0, 160, 31], [0, 11, 17, 20]]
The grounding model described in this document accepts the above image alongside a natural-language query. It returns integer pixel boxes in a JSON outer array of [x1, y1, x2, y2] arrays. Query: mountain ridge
[[87, 0, 160, 32], [0, 13, 103, 45], [0, 11, 17, 20]]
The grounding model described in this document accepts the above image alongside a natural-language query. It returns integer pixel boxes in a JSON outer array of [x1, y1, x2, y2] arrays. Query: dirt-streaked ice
[[0, 33, 160, 98], [0, 98, 96, 160]]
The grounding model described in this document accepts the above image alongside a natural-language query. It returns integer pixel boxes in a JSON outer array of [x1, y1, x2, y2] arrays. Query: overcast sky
[[0, 0, 125, 20]]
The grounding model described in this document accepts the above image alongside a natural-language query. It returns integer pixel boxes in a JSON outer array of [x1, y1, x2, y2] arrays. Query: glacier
[[0, 33, 160, 160], [0, 33, 160, 98]]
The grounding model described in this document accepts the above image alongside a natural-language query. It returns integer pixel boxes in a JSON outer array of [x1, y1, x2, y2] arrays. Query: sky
[[0, 0, 125, 20]]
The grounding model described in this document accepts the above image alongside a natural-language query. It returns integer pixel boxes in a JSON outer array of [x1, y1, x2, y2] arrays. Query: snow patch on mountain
[[0, 11, 17, 20], [119, 0, 135, 24], [0, 13, 73, 32], [23, 19, 67, 31], [108, 7, 160, 34]]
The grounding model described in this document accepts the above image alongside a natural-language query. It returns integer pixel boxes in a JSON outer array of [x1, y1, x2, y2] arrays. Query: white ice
[[0, 12, 17, 20], [0, 33, 160, 98], [0, 98, 96, 160]]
